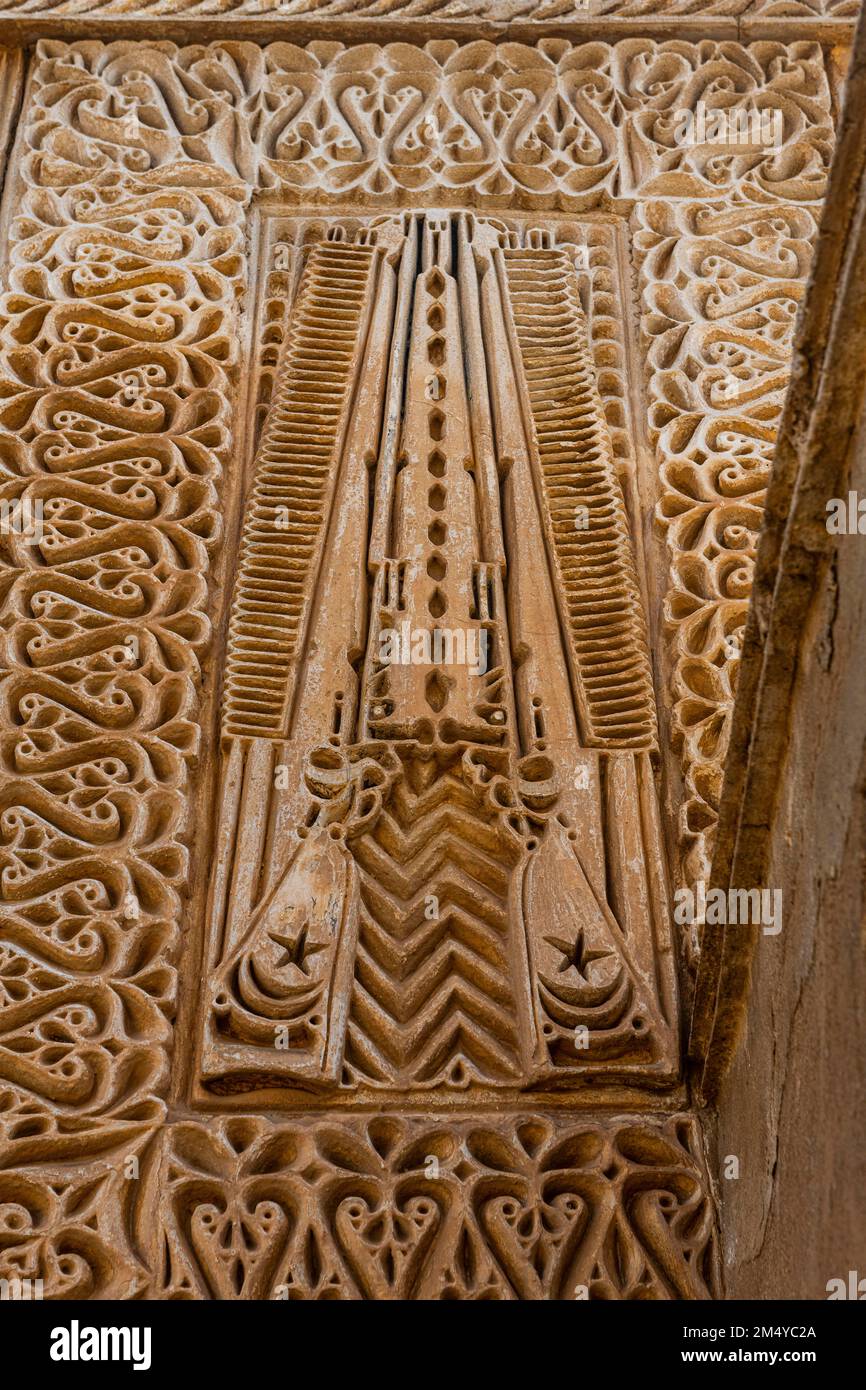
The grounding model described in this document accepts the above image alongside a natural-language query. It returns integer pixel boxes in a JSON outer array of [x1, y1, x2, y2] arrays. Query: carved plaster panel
[[0, 1111, 718, 1300], [20, 39, 832, 207], [0, 31, 833, 1298], [8, 40, 827, 903], [635, 194, 819, 886], [152, 1113, 719, 1300], [198, 209, 678, 1100], [0, 143, 246, 1135]]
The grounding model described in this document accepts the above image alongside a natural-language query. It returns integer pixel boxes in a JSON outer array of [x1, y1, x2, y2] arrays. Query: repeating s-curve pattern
[[153, 1112, 719, 1301], [0, 27, 836, 1301]]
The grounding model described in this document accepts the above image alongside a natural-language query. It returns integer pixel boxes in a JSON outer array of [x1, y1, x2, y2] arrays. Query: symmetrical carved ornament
[[0, 31, 834, 1297], [10, 37, 830, 888], [0, 1111, 719, 1299], [635, 195, 819, 885], [202, 210, 677, 1098], [19, 39, 832, 204], [156, 1113, 719, 1300]]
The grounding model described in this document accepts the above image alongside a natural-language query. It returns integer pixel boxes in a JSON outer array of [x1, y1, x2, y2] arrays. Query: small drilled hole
[[425, 670, 449, 712]]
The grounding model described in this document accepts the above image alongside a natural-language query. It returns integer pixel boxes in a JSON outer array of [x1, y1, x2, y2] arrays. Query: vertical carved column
[[350, 215, 532, 1089], [205, 220, 397, 1089], [635, 196, 822, 890], [0, 42, 247, 1294], [0, 48, 22, 199]]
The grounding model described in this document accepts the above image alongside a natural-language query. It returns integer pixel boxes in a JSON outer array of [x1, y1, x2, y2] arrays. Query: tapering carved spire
[[199, 212, 677, 1098]]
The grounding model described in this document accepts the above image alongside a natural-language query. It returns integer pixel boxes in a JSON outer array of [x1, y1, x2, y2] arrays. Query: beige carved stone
[[155, 1112, 719, 1300], [0, 19, 847, 1302], [200, 211, 677, 1098], [636, 194, 821, 887], [16, 38, 832, 206], [6, 35, 830, 892], [0, 1109, 718, 1299], [0, 0, 856, 25]]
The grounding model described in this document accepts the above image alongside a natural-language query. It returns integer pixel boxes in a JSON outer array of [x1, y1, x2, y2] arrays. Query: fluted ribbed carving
[[223, 239, 376, 740], [503, 248, 657, 750]]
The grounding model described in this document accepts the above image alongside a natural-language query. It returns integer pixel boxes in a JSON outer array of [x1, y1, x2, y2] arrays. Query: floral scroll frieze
[[0, 1112, 718, 1300], [635, 194, 819, 888], [24, 39, 832, 206], [158, 1112, 718, 1299], [0, 67, 247, 1128]]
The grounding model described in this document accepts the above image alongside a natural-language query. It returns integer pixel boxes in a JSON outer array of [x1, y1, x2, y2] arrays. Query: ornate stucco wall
[[0, 4, 855, 1300]]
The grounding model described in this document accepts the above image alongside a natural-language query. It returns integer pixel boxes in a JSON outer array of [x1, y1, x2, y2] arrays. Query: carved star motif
[[545, 929, 613, 984], [268, 922, 326, 975]]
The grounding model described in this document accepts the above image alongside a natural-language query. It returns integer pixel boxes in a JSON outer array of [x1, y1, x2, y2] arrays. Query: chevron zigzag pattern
[[343, 759, 525, 1089]]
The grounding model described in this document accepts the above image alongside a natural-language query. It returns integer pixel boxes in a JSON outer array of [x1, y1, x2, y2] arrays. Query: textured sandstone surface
[[0, 2, 857, 1300]]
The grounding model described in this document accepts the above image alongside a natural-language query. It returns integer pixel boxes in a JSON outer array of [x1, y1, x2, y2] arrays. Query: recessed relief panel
[[197, 212, 678, 1100]]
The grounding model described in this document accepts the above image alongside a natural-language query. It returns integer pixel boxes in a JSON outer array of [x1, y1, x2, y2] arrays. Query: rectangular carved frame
[[0, 32, 833, 1297]]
